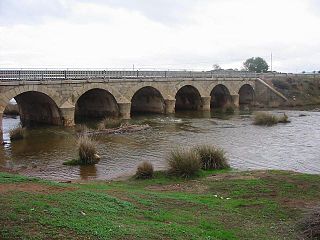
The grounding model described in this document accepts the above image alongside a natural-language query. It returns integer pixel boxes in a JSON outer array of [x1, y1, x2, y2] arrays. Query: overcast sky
[[0, 0, 319, 72]]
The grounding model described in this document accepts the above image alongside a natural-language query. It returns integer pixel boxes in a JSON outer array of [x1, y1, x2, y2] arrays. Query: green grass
[[1, 170, 319, 239]]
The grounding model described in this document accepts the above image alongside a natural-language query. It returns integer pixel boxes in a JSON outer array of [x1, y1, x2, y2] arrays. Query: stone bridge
[[0, 69, 287, 140]]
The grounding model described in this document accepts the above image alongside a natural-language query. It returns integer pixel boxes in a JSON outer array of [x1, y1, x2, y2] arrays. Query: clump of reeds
[[97, 117, 122, 130], [9, 126, 25, 141], [135, 161, 154, 179], [193, 145, 230, 170], [167, 148, 201, 178], [278, 113, 290, 123], [75, 124, 89, 134], [77, 135, 100, 165], [224, 104, 235, 115], [298, 207, 320, 239], [254, 112, 280, 126]]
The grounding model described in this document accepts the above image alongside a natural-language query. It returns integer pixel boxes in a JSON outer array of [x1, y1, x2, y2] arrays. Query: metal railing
[[0, 68, 319, 81], [0, 68, 258, 81]]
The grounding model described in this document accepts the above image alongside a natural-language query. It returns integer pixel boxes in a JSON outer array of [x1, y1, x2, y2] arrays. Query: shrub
[[77, 136, 100, 165], [298, 207, 320, 239], [167, 148, 201, 178], [194, 145, 230, 170], [9, 126, 25, 141], [135, 161, 154, 179], [98, 118, 122, 130], [254, 112, 279, 126]]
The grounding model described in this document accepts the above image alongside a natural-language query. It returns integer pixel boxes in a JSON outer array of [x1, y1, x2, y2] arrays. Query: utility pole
[[270, 52, 273, 72]]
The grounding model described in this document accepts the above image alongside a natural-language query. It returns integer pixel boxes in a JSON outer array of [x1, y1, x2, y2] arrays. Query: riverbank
[[1, 169, 319, 239]]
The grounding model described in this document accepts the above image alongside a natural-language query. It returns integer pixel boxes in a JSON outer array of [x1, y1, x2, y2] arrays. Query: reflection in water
[[1, 110, 320, 180]]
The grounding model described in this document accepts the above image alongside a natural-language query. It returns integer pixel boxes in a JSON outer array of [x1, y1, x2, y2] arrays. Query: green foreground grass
[[1, 170, 320, 239]]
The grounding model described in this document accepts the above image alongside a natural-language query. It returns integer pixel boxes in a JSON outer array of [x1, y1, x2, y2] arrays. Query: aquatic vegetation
[[9, 126, 25, 141], [194, 145, 230, 170], [75, 124, 89, 134], [167, 148, 201, 178], [135, 161, 154, 179], [77, 136, 100, 165], [254, 112, 290, 126], [97, 117, 122, 130]]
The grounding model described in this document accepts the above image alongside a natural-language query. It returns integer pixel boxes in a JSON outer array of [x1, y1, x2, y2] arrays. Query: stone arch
[[210, 84, 232, 108], [175, 85, 202, 111], [75, 88, 120, 121], [131, 86, 165, 114], [71, 83, 127, 106], [6, 91, 62, 127], [127, 83, 170, 101], [239, 84, 255, 105], [0, 85, 63, 110]]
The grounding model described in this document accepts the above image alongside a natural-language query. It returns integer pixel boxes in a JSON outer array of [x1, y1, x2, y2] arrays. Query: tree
[[212, 64, 222, 71], [243, 57, 269, 73]]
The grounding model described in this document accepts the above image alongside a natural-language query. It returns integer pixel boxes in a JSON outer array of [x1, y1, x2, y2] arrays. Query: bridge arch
[[239, 84, 255, 106], [210, 84, 232, 109], [175, 85, 202, 111], [75, 88, 120, 122], [2, 90, 63, 127], [71, 83, 127, 106], [131, 86, 165, 115]]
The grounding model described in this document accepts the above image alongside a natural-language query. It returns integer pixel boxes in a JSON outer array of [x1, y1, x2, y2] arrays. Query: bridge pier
[[60, 106, 75, 127], [118, 102, 131, 119], [0, 112, 3, 144], [200, 96, 211, 111], [231, 94, 240, 108], [164, 99, 176, 114]]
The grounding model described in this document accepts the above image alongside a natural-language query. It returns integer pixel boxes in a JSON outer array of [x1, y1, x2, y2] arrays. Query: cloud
[[0, 0, 319, 72], [0, 0, 70, 25]]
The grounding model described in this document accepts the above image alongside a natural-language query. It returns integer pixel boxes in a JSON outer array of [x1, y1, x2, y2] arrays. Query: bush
[[194, 145, 230, 170], [77, 136, 100, 165], [135, 161, 154, 179], [167, 148, 201, 178], [98, 118, 122, 130], [9, 126, 25, 141], [298, 207, 320, 239], [254, 112, 279, 126]]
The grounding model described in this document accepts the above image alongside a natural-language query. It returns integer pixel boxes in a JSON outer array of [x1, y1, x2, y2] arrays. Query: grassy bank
[[1, 170, 320, 239]]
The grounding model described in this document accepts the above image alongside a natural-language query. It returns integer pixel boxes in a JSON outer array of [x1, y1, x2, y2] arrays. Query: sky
[[0, 0, 319, 72]]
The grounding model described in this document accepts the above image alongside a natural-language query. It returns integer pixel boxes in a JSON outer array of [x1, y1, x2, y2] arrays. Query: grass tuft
[[167, 148, 201, 178], [135, 161, 154, 179], [298, 207, 320, 239], [75, 124, 89, 134], [9, 126, 25, 141], [77, 135, 100, 165], [194, 145, 230, 170], [254, 112, 290, 126], [97, 118, 122, 130]]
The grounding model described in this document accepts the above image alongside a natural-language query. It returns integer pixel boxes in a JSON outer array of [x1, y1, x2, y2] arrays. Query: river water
[[1, 110, 320, 180]]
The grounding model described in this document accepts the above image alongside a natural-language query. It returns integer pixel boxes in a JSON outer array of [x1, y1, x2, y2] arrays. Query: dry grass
[[167, 148, 201, 178], [194, 145, 230, 170], [298, 207, 320, 239], [97, 118, 122, 130], [135, 161, 154, 179], [9, 126, 25, 141], [75, 124, 89, 134], [254, 112, 280, 126], [77, 136, 99, 165], [254, 112, 290, 126]]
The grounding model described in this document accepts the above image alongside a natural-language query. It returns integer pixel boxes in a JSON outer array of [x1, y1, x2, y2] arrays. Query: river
[[1, 110, 320, 180]]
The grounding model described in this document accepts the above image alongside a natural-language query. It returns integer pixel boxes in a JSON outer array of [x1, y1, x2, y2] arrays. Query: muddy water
[[1, 110, 320, 180]]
